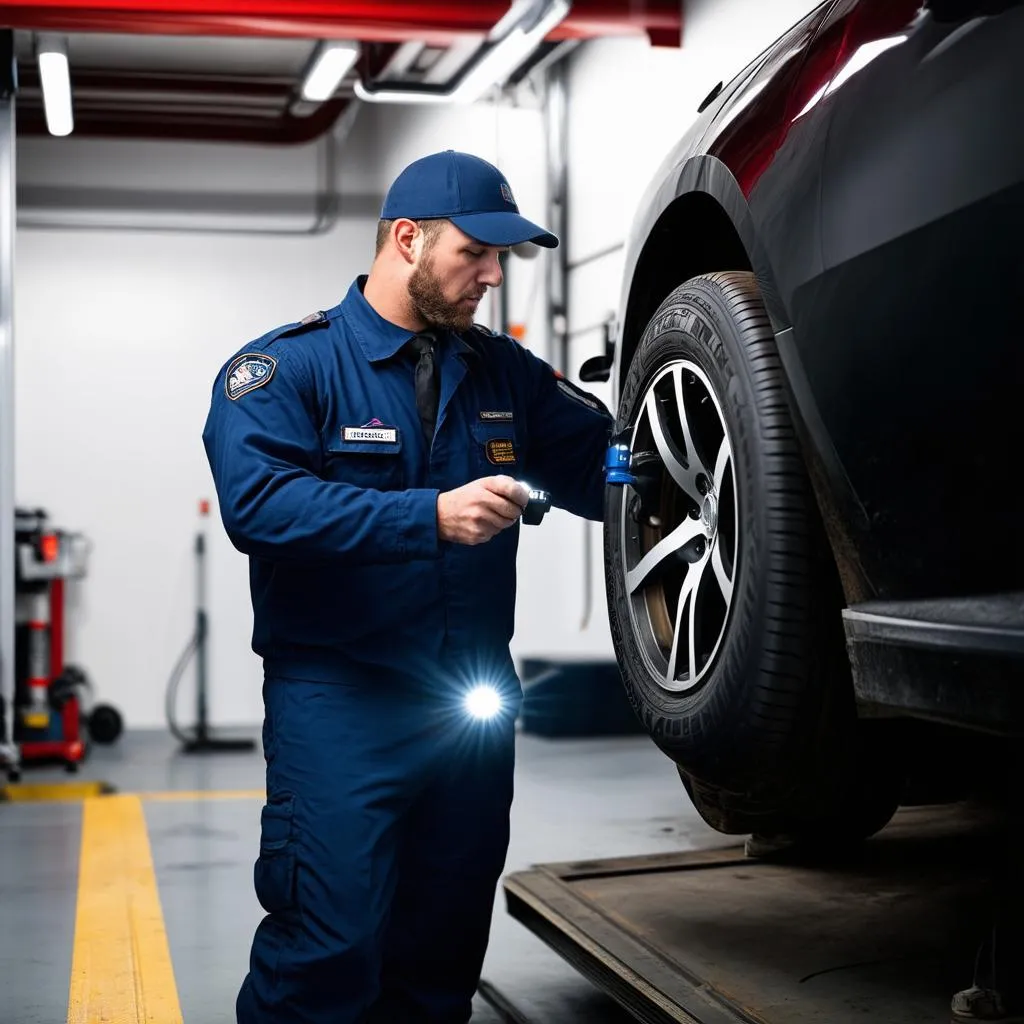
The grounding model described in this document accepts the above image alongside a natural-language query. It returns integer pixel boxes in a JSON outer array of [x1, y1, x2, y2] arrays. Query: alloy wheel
[[619, 360, 738, 693]]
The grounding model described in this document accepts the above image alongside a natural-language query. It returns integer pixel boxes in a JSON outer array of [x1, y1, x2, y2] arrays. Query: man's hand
[[437, 476, 530, 545]]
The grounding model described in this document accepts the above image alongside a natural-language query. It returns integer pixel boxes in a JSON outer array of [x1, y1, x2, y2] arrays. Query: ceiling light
[[36, 35, 73, 137], [456, 0, 569, 102], [301, 41, 360, 102], [354, 0, 571, 105]]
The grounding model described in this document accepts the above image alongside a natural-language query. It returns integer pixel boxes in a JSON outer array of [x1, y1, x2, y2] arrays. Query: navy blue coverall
[[202, 276, 613, 1023]]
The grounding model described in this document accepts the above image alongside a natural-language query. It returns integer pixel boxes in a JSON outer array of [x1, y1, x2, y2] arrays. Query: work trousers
[[236, 673, 517, 1024]]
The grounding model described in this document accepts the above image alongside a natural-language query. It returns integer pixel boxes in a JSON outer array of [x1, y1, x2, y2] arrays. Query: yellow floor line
[[139, 788, 265, 802], [67, 795, 183, 1024], [0, 781, 115, 802]]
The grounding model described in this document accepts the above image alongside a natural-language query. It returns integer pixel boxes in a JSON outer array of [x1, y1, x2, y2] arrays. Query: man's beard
[[408, 254, 480, 332]]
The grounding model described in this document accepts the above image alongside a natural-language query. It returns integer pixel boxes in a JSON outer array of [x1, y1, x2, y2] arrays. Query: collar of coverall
[[341, 276, 481, 364]]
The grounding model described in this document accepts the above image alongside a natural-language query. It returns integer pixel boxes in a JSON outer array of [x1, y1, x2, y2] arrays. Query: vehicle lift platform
[[502, 804, 1022, 1024]]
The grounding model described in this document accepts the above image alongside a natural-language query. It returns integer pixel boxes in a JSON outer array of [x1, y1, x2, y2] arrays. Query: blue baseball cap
[[381, 150, 558, 249]]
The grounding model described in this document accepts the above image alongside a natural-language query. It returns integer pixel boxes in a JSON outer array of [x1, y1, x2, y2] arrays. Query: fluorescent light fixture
[[36, 35, 73, 137], [464, 685, 503, 721], [355, 0, 571, 105], [456, 0, 569, 102], [301, 41, 360, 102]]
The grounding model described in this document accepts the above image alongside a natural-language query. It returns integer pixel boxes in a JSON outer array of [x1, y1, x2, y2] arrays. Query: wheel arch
[[616, 156, 788, 399]]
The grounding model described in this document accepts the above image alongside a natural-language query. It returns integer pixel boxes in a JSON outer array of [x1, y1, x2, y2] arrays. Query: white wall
[[563, 0, 823, 354], [14, 194, 377, 731], [13, 97, 553, 730], [12, 3, 822, 728]]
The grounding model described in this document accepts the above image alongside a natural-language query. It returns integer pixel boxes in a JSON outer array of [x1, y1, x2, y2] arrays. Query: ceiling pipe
[[15, 64, 358, 143], [18, 96, 368, 235]]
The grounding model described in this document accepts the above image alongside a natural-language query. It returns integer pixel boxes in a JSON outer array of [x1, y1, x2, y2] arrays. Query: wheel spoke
[[711, 534, 733, 604], [626, 516, 705, 595], [645, 391, 702, 504], [665, 579, 689, 684], [666, 556, 707, 685], [673, 366, 711, 482], [712, 436, 732, 493]]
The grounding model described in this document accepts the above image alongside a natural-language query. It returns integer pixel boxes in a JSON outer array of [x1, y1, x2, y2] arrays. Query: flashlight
[[518, 482, 551, 526], [464, 684, 503, 721]]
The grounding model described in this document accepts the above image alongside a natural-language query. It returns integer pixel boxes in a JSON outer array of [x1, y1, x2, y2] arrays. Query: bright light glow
[[301, 41, 360, 102], [354, 0, 570, 105], [465, 685, 503, 721], [37, 36, 73, 137]]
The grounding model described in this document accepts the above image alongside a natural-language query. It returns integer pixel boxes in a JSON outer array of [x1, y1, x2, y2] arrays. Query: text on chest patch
[[485, 438, 517, 465], [343, 425, 398, 443]]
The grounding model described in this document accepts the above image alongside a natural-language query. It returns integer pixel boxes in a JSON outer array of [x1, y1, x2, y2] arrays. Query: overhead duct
[[4, 1, 681, 144]]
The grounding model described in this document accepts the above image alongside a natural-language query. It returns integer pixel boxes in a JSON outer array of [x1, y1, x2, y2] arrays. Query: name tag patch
[[486, 438, 517, 465], [343, 425, 398, 444], [226, 353, 277, 401], [479, 410, 514, 422]]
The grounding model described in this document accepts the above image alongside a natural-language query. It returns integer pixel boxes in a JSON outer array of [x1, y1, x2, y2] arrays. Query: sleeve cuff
[[396, 489, 442, 560]]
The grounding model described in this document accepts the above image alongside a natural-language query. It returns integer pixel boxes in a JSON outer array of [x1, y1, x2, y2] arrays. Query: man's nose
[[480, 252, 503, 288]]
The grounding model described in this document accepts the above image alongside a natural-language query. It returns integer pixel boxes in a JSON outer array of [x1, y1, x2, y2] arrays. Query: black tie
[[409, 333, 439, 446]]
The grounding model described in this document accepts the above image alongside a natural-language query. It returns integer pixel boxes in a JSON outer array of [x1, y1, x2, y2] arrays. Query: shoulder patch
[[225, 352, 277, 401]]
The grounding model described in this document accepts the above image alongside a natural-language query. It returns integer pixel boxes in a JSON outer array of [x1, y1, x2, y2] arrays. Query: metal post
[[194, 527, 208, 744], [544, 59, 568, 371], [182, 502, 253, 753], [0, 32, 17, 776]]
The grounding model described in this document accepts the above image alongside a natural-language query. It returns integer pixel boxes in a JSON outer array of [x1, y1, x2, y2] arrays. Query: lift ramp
[[503, 804, 1008, 1024]]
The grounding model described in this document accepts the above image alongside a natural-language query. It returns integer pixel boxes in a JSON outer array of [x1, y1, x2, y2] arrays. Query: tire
[[605, 272, 888, 836]]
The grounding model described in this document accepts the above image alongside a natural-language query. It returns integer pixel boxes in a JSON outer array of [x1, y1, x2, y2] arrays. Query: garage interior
[[2, 1, 1022, 1022]]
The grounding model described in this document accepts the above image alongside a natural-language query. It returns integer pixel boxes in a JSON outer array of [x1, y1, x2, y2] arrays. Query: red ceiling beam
[[0, 0, 680, 48]]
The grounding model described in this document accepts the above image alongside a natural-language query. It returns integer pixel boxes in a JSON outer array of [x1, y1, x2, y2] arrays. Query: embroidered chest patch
[[486, 438, 517, 465], [226, 353, 277, 401]]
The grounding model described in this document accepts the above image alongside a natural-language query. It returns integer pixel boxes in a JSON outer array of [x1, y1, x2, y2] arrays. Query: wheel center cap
[[701, 493, 718, 537]]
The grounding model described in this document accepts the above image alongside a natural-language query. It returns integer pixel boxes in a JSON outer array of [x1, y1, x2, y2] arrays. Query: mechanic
[[202, 149, 614, 1024]]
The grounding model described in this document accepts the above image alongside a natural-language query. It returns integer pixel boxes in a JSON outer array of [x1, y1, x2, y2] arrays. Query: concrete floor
[[0, 725, 729, 1023]]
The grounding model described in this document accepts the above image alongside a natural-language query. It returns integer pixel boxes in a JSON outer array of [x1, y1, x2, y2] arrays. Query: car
[[585, 0, 1024, 845]]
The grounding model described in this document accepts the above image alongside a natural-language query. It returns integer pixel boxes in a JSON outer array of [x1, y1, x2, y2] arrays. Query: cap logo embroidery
[[500, 182, 515, 205]]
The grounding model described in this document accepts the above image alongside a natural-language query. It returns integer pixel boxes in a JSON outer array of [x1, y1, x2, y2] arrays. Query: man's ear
[[393, 219, 420, 265]]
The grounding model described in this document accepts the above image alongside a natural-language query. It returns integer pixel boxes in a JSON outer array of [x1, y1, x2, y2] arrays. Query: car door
[[783, 0, 1024, 598]]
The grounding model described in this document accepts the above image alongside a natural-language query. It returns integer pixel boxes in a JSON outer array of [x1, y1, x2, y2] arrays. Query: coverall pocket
[[471, 421, 521, 474], [323, 437, 405, 490], [253, 793, 297, 914]]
